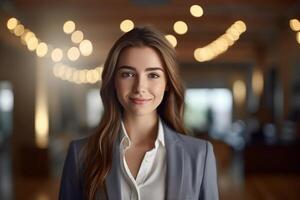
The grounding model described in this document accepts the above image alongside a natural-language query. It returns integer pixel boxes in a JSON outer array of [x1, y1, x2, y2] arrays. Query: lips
[[130, 97, 151, 105]]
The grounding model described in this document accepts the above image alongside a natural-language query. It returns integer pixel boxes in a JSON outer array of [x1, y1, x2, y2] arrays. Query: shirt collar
[[120, 117, 165, 149]]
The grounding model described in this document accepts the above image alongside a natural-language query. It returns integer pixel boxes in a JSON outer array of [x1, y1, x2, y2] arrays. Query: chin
[[128, 108, 156, 116]]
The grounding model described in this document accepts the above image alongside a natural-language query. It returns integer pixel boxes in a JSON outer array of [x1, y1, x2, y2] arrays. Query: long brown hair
[[83, 26, 187, 199]]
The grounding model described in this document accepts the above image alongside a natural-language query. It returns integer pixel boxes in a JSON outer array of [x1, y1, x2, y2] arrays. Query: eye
[[120, 71, 135, 78], [148, 73, 160, 79]]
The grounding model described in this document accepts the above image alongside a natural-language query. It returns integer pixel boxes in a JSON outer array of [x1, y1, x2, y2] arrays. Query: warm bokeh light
[[27, 36, 39, 51], [20, 29, 29, 45], [36, 42, 48, 57], [79, 70, 87, 83], [289, 19, 300, 32], [63, 66, 74, 81], [72, 70, 80, 84], [120, 19, 134, 32], [190, 5, 204, 17], [233, 80, 246, 105], [297, 32, 300, 44], [52, 63, 103, 84], [51, 48, 63, 62], [223, 33, 235, 46], [7, 17, 18, 30], [194, 20, 247, 62], [23, 31, 36, 43], [57, 64, 66, 78], [165, 34, 177, 47], [95, 66, 104, 80], [79, 39, 93, 56], [194, 48, 204, 62], [173, 21, 188, 35], [87, 70, 97, 84], [252, 68, 264, 97], [63, 20, 76, 34], [234, 20, 247, 33], [194, 47, 215, 62], [92, 69, 101, 82], [226, 28, 240, 40], [35, 63, 49, 149], [213, 37, 228, 52], [71, 30, 84, 44], [67, 47, 80, 61], [35, 101, 49, 149], [13, 24, 25, 36]]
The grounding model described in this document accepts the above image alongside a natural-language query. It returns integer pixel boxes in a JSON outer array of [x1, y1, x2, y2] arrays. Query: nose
[[133, 75, 147, 94]]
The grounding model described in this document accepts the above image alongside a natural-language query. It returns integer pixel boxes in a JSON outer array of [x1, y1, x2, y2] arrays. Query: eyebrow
[[117, 65, 164, 72]]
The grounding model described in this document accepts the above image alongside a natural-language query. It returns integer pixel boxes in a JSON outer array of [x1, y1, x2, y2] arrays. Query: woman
[[59, 26, 219, 200]]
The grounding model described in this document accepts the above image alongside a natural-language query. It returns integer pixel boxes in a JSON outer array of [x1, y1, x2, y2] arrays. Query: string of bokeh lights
[[6, 4, 250, 85], [289, 19, 300, 43]]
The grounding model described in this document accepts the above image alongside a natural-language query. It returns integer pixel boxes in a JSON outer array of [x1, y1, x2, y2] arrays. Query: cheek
[[115, 80, 131, 98], [152, 81, 167, 97]]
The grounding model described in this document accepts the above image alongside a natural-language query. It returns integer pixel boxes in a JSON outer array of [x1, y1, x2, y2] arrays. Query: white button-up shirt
[[119, 118, 166, 200]]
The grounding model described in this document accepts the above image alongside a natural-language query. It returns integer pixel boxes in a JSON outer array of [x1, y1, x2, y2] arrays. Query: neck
[[122, 112, 159, 146]]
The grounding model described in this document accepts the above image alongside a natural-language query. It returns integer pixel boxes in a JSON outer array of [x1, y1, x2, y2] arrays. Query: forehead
[[116, 46, 164, 70]]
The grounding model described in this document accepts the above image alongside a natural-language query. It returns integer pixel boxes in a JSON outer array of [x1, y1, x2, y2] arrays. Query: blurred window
[[86, 89, 103, 128], [184, 88, 232, 137]]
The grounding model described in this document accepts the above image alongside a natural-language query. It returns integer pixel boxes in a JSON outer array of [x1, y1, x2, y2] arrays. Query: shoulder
[[162, 121, 213, 157], [177, 133, 212, 151], [69, 137, 89, 151], [65, 137, 89, 164]]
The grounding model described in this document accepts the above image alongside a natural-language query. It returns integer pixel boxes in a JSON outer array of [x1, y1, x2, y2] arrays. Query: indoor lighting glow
[[7, 17, 18, 30], [35, 61, 49, 149], [62, 66, 74, 81], [290, 19, 300, 32], [79, 70, 87, 83], [120, 19, 134, 32], [297, 32, 300, 44], [36, 42, 48, 57], [165, 34, 177, 47], [13, 24, 25, 36], [51, 48, 63, 62], [173, 21, 188, 35], [35, 102, 49, 148], [23, 31, 36, 43], [72, 70, 80, 84], [233, 80, 246, 105], [27, 36, 39, 51], [233, 20, 247, 33], [67, 47, 80, 61], [71, 30, 84, 44], [252, 68, 264, 97], [194, 20, 247, 62], [79, 39, 93, 56], [190, 5, 203, 17], [87, 70, 97, 84], [63, 20, 76, 34]]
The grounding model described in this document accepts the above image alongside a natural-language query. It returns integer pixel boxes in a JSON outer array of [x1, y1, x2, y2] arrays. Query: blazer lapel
[[104, 131, 122, 200], [163, 122, 187, 200]]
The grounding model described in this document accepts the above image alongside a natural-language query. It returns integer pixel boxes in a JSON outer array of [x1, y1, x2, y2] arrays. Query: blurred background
[[1, 0, 300, 199]]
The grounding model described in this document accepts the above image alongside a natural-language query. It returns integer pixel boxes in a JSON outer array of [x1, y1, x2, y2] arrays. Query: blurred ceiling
[[1, 0, 300, 66]]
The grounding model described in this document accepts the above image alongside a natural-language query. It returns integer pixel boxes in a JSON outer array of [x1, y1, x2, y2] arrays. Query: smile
[[130, 98, 151, 105]]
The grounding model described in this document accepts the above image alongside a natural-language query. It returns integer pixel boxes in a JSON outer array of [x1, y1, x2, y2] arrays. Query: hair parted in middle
[[83, 26, 187, 200]]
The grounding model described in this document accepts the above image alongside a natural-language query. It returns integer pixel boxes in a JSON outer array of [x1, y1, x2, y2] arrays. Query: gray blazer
[[59, 121, 219, 200]]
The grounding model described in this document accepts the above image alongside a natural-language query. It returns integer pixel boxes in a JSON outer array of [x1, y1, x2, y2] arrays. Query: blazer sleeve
[[199, 141, 219, 200], [59, 141, 84, 200]]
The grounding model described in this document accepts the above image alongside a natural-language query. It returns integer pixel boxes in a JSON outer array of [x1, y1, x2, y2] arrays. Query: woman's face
[[114, 46, 167, 117]]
